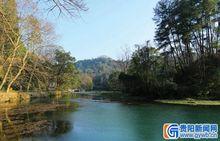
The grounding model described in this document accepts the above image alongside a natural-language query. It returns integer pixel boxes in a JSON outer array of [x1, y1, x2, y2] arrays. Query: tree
[[44, 0, 87, 17], [79, 73, 93, 90], [0, 0, 58, 92], [0, 0, 86, 93], [107, 71, 122, 91], [118, 46, 132, 73], [52, 50, 79, 90], [154, 0, 220, 72], [76, 56, 122, 90]]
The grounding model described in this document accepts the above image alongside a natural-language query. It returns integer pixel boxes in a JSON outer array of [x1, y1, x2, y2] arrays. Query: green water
[[22, 98, 220, 141]]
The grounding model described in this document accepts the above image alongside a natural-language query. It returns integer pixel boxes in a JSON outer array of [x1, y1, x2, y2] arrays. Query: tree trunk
[[6, 51, 28, 93], [0, 37, 21, 90], [27, 73, 33, 92]]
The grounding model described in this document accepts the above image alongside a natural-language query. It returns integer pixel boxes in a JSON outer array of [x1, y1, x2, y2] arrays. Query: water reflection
[[0, 96, 75, 141], [41, 99, 220, 141], [1, 97, 220, 141], [50, 120, 72, 136]]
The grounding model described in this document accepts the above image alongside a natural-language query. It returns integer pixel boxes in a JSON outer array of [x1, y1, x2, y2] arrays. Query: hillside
[[75, 56, 122, 90]]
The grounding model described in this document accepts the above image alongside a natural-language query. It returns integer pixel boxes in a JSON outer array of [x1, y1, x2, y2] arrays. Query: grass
[[155, 99, 220, 106]]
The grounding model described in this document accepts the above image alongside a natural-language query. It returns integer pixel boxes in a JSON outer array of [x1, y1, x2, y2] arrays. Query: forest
[[76, 56, 122, 90], [1, 1, 220, 141], [114, 0, 220, 100], [0, 0, 87, 93], [79, 0, 220, 101], [0, 0, 220, 101]]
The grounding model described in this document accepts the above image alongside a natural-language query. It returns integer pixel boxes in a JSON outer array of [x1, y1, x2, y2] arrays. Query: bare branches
[[118, 46, 132, 73], [44, 0, 87, 17]]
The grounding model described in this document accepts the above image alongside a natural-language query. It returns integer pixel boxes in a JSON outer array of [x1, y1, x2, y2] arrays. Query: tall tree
[[53, 50, 79, 90], [154, 0, 220, 72]]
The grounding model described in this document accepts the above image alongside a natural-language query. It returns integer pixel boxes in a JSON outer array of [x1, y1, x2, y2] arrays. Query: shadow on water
[[59, 98, 220, 141], [1, 93, 220, 141], [50, 120, 73, 137], [0, 95, 76, 141]]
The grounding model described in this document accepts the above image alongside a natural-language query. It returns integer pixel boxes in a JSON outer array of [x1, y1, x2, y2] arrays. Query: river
[[18, 97, 220, 141]]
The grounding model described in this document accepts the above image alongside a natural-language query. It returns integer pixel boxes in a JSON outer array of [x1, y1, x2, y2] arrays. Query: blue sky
[[48, 0, 159, 60]]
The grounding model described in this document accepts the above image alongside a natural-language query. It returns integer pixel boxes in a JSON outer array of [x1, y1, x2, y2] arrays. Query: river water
[[21, 98, 220, 141]]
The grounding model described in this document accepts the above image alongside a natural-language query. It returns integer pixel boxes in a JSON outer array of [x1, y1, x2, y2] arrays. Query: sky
[[48, 0, 159, 61]]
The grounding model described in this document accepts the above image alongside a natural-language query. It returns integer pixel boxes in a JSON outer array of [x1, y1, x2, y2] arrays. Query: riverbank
[[91, 91, 220, 106], [0, 91, 30, 104], [93, 91, 157, 104], [0, 97, 76, 140], [155, 99, 220, 106]]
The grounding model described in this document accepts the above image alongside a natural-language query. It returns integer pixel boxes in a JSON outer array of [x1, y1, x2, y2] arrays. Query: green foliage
[[154, 0, 219, 69], [79, 73, 93, 90], [1, 0, 220, 102], [175, 55, 220, 99], [119, 44, 177, 99], [76, 56, 122, 90], [52, 50, 80, 90], [107, 71, 122, 91], [0, 0, 86, 93]]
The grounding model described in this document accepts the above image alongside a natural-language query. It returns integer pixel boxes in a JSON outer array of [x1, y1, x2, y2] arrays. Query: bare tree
[[0, 1, 58, 92], [0, 0, 86, 92], [40, 0, 87, 16], [118, 45, 132, 73]]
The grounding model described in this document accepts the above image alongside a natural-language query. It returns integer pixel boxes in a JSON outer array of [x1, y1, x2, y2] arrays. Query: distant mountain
[[75, 56, 122, 90]]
